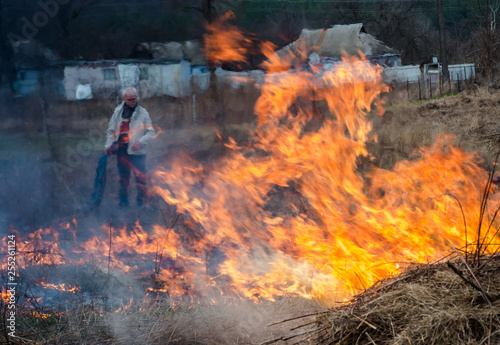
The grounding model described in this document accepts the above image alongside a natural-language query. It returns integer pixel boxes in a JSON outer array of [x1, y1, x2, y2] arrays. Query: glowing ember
[[38, 282, 80, 294], [1, 286, 9, 304]]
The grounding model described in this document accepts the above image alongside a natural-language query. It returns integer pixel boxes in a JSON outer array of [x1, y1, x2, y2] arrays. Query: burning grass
[[2, 243, 500, 344], [5, 15, 500, 344], [1, 284, 320, 344]]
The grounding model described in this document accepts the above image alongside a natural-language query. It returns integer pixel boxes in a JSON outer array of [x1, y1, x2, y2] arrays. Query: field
[[2, 72, 500, 344]]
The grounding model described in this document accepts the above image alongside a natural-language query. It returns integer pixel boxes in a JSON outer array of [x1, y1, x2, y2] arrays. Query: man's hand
[[493, 174, 500, 185], [104, 143, 118, 155], [131, 142, 142, 151]]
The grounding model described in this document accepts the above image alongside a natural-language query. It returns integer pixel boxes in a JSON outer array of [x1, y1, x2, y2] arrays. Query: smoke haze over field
[[106, 297, 321, 344]]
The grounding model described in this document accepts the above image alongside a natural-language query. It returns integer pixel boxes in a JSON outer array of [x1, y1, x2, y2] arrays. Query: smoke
[[0, 136, 55, 230], [107, 296, 321, 345]]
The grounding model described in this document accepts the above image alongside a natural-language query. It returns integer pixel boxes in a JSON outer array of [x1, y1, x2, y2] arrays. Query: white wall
[[63, 62, 476, 101], [448, 64, 475, 81], [383, 63, 475, 84], [63, 65, 119, 100], [64, 61, 197, 100], [383, 65, 421, 83]]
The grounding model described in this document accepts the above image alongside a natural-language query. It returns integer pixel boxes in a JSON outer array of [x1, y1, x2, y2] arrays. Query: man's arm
[[136, 109, 156, 149], [104, 110, 119, 153]]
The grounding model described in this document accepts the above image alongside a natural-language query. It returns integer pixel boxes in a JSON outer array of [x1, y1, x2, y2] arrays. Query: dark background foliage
[[0, 0, 497, 70]]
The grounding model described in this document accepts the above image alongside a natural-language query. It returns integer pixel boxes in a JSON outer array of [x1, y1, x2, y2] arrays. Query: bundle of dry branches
[[283, 252, 500, 345]]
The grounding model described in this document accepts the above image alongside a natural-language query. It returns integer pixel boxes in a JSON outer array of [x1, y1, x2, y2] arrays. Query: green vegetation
[[409, 91, 461, 105]]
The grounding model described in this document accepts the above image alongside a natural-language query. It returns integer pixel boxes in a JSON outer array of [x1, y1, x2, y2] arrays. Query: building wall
[[64, 64, 120, 100], [383, 63, 475, 85], [63, 61, 198, 100], [18, 61, 477, 106]]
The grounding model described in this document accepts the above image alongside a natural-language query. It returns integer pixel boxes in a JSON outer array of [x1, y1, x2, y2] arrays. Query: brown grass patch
[[269, 252, 500, 345], [369, 86, 500, 170]]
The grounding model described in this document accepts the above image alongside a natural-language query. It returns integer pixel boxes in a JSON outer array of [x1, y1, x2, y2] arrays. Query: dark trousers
[[117, 147, 147, 205]]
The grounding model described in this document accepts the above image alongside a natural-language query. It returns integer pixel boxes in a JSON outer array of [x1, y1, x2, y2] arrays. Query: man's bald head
[[122, 87, 138, 108]]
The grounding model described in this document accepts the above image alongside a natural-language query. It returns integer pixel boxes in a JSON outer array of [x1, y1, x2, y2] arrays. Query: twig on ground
[[366, 332, 377, 345], [350, 313, 377, 330], [266, 311, 328, 327], [261, 329, 324, 345], [446, 261, 490, 299], [454, 250, 500, 307], [10, 334, 36, 343]]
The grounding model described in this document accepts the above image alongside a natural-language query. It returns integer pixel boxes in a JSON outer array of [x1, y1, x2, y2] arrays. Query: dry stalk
[[441, 193, 468, 259], [261, 329, 320, 345], [290, 320, 317, 331], [266, 311, 328, 327], [365, 332, 377, 345], [454, 248, 500, 345], [150, 208, 181, 304], [349, 313, 377, 330], [477, 151, 500, 263], [446, 261, 489, 299], [165, 323, 178, 345], [453, 248, 500, 307], [108, 221, 112, 276]]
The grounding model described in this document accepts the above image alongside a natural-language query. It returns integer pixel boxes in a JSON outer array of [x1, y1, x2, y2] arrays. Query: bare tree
[[54, 0, 100, 58], [437, 0, 449, 81], [184, 0, 241, 23], [330, 0, 365, 25], [490, 0, 500, 31], [475, 0, 500, 80], [0, 0, 16, 91], [370, 0, 436, 64]]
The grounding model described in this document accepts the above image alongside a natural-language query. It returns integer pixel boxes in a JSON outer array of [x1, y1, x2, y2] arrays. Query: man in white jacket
[[104, 87, 155, 207]]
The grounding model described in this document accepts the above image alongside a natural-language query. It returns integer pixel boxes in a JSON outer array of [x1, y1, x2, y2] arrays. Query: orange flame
[[37, 281, 80, 294], [203, 11, 252, 66], [2, 18, 500, 309], [1, 286, 9, 304], [114, 298, 134, 314], [151, 24, 500, 304]]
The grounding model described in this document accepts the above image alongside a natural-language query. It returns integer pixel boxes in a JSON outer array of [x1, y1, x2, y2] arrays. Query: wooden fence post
[[406, 79, 410, 101], [429, 76, 432, 98], [438, 71, 441, 96], [418, 76, 422, 100]]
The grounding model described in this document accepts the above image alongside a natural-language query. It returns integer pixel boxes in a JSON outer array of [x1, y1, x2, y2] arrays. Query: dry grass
[[263, 86, 500, 345], [107, 297, 320, 345], [1, 295, 321, 345], [289, 252, 500, 345], [4, 85, 500, 345], [369, 85, 500, 169]]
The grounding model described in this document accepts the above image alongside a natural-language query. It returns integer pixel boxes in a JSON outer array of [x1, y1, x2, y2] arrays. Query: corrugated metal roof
[[273, 23, 399, 69]]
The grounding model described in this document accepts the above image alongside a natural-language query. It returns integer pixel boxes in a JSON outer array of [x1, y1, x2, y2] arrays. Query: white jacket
[[105, 103, 155, 155]]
